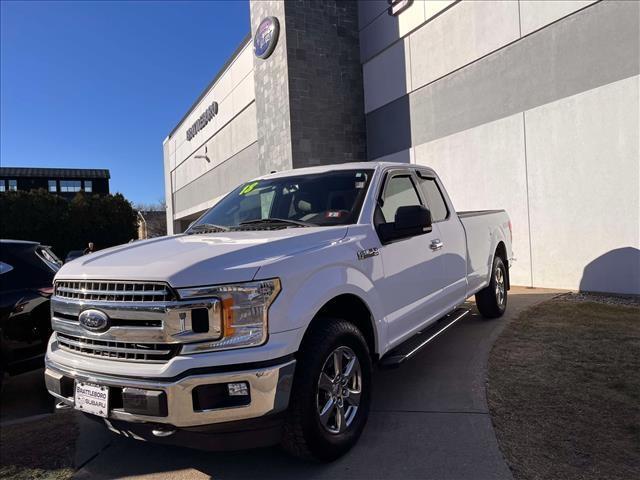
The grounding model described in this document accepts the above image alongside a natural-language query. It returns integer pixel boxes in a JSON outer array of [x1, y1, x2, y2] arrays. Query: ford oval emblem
[[79, 309, 110, 332]]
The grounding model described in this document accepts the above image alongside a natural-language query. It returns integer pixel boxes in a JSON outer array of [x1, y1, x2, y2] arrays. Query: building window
[[48, 180, 57, 192], [60, 180, 81, 192], [0, 181, 5, 192], [84, 180, 92, 192], [8, 179, 17, 191]]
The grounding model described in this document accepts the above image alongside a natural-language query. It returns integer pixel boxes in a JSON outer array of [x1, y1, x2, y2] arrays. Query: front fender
[[295, 266, 384, 353], [259, 241, 386, 355]]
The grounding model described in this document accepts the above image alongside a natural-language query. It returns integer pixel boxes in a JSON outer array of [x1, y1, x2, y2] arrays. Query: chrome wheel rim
[[316, 346, 362, 434], [495, 265, 505, 306]]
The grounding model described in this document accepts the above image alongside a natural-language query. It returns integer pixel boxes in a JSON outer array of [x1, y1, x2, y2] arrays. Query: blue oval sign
[[254, 16, 279, 59], [79, 309, 110, 332]]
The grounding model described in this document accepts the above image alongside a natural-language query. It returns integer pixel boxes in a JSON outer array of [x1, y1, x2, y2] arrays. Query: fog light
[[227, 382, 249, 396], [192, 383, 251, 410], [122, 388, 167, 417]]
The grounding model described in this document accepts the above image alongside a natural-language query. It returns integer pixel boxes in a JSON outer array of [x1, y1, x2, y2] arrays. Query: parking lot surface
[[1, 368, 53, 424], [2, 287, 562, 479]]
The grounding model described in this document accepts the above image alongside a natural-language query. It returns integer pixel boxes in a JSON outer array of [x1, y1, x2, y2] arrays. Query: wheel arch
[[300, 293, 379, 362], [494, 241, 510, 290]]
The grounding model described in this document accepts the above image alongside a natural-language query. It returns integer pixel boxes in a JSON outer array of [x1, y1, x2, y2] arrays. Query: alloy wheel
[[495, 265, 506, 306], [316, 346, 362, 434]]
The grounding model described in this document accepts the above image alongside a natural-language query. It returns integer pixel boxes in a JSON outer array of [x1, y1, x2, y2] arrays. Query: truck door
[[374, 170, 449, 348], [415, 172, 468, 310]]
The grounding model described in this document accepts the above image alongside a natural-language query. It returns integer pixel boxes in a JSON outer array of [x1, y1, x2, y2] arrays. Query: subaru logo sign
[[254, 16, 279, 59], [79, 309, 110, 332]]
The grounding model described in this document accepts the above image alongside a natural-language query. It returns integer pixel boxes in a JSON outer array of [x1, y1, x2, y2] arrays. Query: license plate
[[74, 382, 109, 418]]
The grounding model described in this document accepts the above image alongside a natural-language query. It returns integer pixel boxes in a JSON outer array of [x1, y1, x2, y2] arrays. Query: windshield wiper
[[188, 223, 230, 234], [239, 218, 314, 228]]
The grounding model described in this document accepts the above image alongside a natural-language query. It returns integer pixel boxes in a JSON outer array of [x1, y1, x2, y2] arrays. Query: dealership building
[[163, 0, 639, 295]]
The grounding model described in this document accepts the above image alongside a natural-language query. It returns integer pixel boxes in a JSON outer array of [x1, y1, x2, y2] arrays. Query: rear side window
[[418, 177, 449, 222], [380, 175, 422, 222]]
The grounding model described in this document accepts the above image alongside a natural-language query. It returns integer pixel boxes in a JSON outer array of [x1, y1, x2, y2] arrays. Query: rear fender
[[487, 227, 509, 287]]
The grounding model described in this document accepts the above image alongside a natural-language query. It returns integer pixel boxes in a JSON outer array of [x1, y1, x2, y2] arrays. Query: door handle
[[430, 239, 444, 251]]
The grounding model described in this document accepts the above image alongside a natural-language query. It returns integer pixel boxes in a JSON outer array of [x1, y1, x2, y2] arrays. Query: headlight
[[177, 279, 280, 354]]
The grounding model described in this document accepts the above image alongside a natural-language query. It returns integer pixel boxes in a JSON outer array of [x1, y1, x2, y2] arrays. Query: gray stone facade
[[284, 0, 366, 167], [250, 0, 294, 174], [251, 0, 366, 172]]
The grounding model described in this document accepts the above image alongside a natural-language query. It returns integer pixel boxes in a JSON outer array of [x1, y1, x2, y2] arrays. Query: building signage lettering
[[186, 101, 218, 141], [254, 16, 280, 59], [388, 0, 412, 16]]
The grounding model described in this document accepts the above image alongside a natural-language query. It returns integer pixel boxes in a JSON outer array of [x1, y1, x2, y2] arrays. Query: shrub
[[0, 189, 137, 259]]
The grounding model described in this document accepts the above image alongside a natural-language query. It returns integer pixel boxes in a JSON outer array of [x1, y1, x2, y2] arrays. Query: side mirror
[[395, 205, 432, 232], [377, 205, 432, 244]]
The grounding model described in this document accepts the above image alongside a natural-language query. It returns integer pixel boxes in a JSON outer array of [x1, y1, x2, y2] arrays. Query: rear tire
[[282, 318, 372, 462], [475, 255, 508, 318]]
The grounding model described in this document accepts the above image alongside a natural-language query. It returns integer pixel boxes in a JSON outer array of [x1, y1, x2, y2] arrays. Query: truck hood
[[56, 227, 348, 287]]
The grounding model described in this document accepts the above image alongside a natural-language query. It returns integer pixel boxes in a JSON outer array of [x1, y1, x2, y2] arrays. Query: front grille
[[56, 333, 179, 363], [55, 281, 173, 303], [53, 311, 162, 328]]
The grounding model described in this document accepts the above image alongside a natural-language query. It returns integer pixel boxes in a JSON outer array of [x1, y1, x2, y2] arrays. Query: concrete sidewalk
[[73, 287, 561, 479]]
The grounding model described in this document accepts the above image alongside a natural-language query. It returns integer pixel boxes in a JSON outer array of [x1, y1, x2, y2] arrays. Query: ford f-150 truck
[[45, 162, 512, 461]]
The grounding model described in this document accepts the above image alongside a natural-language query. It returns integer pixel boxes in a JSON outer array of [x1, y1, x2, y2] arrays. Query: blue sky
[[1, 0, 249, 205]]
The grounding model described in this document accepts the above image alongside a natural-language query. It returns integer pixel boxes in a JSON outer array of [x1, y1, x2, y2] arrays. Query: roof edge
[[0, 167, 111, 179]]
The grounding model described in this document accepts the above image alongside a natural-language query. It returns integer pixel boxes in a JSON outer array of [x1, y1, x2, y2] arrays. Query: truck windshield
[[189, 169, 374, 230]]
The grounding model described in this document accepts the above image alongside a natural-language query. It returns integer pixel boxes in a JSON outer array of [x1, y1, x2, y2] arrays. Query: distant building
[[137, 210, 167, 239], [0, 167, 110, 198]]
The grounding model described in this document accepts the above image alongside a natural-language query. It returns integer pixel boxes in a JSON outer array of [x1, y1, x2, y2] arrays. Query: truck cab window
[[418, 176, 449, 222], [235, 185, 276, 224], [380, 175, 422, 222], [191, 170, 373, 229]]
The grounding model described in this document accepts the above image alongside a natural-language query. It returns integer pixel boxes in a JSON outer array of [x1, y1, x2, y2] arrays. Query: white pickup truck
[[45, 162, 512, 461]]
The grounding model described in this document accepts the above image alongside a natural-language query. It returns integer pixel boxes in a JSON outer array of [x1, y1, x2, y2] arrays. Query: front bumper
[[44, 357, 295, 428]]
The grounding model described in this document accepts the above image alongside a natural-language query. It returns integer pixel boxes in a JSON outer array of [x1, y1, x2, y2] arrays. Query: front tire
[[282, 318, 372, 462], [475, 255, 508, 318]]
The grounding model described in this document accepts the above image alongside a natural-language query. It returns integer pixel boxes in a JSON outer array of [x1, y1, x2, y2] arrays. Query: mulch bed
[[488, 298, 640, 480]]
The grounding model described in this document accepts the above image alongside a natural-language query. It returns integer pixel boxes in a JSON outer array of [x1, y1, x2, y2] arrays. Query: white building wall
[[519, 0, 597, 36], [525, 75, 639, 293], [413, 114, 533, 287], [163, 42, 258, 234], [361, 0, 640, 294]]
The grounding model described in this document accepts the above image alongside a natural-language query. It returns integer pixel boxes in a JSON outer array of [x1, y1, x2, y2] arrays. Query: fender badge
[[357, 248, 380, 261]]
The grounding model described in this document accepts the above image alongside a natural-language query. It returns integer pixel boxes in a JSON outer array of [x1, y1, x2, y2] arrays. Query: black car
[[0, 240, 61, 387]]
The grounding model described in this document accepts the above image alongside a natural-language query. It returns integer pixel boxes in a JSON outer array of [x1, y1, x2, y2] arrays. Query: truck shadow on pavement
[[72, 287, 561, 480], [0, 368, 53, 424]]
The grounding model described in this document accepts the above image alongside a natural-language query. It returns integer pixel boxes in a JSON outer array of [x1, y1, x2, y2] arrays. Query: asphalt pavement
[[2, 287, 562, 479], [0, 368, 54, 425]]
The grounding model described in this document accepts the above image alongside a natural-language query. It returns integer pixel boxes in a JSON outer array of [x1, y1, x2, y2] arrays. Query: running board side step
[[379, 308, 471, 369]]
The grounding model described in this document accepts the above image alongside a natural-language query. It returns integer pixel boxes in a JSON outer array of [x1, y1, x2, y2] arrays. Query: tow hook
[[152, 427, 176, 437], [55, 401, 72, 410]]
